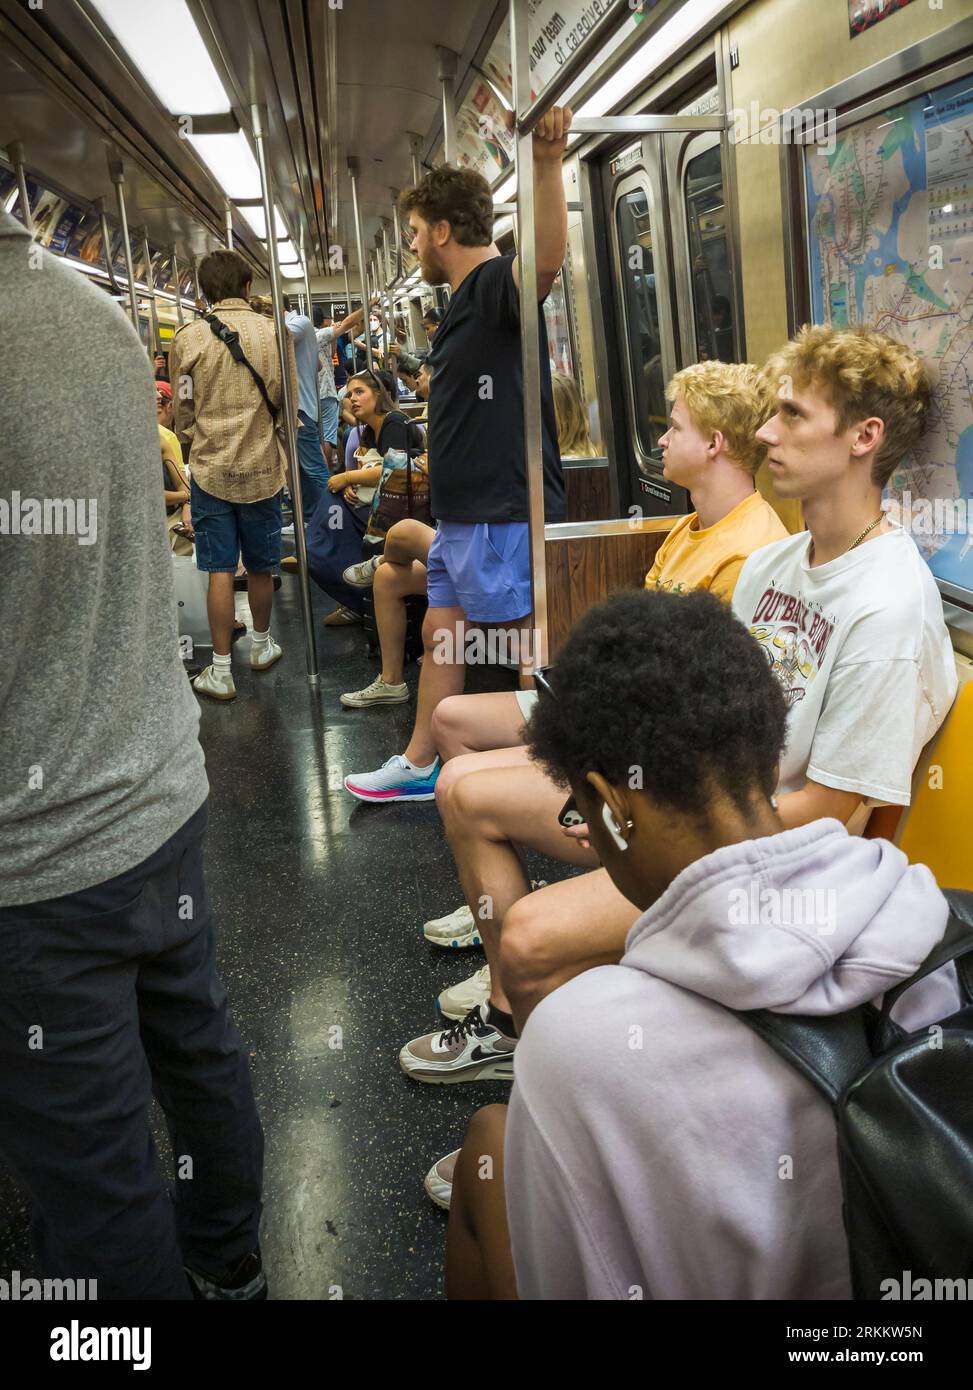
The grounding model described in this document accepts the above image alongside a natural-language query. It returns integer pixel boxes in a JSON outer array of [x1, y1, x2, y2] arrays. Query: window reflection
[[685, 145, 736, 362], [616, 185, 667, 465]]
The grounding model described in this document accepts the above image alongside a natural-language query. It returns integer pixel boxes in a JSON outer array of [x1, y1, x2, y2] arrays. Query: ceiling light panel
[[187, 132, 263, 200], [89, 0, 232, 115]]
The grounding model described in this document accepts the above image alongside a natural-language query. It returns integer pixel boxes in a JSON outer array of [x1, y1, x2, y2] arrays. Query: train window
[[685, 144, 735, 363], [615, 184, 667, 455], [544, 269, 573, 376]]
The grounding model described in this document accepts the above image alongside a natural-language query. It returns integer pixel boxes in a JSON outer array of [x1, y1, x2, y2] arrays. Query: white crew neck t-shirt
[[731, 527, 957, 804]]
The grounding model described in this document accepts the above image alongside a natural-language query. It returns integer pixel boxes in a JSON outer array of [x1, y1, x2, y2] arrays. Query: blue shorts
[[320, 396, 340, 445], [190, 478, 282, 574], [425, 521, 532, 623]]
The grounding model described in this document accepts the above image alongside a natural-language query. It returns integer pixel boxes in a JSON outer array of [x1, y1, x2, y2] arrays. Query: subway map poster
[[804, 72, 973, 595]]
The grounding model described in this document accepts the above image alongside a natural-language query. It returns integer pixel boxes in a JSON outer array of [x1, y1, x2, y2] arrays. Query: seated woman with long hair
[[306, 369, 414, 626]]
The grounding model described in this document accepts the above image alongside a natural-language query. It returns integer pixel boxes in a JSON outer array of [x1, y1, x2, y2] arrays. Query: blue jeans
[[297, 409, 328, 519], [0, 802, 264, 1299]]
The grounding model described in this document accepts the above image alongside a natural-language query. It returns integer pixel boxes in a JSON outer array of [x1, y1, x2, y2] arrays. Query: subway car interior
[[2, 0, 973, 1323]]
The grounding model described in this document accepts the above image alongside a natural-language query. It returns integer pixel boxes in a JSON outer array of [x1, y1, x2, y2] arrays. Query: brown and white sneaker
[[399, 1004, 516, 1084]]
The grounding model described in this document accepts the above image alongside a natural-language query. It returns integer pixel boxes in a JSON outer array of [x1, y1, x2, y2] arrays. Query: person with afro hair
[[443, 588, 958, 1300]]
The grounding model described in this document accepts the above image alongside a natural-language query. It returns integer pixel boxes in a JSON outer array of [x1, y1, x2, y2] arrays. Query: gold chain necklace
[[810, 514, 885, 565], [849, 513, 886, 550]]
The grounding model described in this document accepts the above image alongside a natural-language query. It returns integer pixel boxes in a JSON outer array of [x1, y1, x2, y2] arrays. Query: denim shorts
[[425, 521, 532, 623], [190, 478, 282, 574]]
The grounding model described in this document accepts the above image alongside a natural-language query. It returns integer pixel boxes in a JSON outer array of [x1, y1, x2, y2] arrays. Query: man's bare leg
[[373, 560, 427, 686], [403, 606, 468, 766], [446, 1104, 517, 1301], [246, 571, 274, 634], [501, 868, 639, 1034], [206, 571, 236, 655], [432, 692, 529, 762], [441, 762, 599, 1014]]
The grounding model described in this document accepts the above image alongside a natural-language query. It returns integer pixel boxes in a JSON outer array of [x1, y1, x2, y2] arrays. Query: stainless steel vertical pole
[[172, 246, 185, 326], [510, 0, 548, 669], [252, 103, 319, 685], [9, 141, 33, 235], [437, 48, 458, 164], [407, 133, 423, 187], [348, 157, 373, 374], [141, 227, 161, 357], [302, 247, 327, 450], [109, 160, 140, 334], [224, 199, 234, 249]]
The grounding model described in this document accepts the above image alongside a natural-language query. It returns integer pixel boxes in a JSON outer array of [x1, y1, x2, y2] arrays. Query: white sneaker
[[422, 881, 547, 949], [424, 1149, 460, 1210], [193, 664, 236, 701], [423, 903, 481, 949], [339, 677, 408, 709], [342, 555, 380, 588], [438, 965, 491, 1021], [250, 636, 282, 670]]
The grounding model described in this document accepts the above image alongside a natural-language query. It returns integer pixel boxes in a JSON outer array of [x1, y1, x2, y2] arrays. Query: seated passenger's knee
[[500, 893, 553, 1002]]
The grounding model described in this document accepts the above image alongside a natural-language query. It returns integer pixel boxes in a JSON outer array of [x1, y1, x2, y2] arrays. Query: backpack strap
[[737, 889, 973, 1099], [873, 891, 973, 1050], [205, 314, 279, 424], [736, 1006, 874, 1106]]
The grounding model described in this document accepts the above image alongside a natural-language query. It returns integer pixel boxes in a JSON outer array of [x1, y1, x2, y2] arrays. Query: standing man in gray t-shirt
[[0, 208, 265, 1300]]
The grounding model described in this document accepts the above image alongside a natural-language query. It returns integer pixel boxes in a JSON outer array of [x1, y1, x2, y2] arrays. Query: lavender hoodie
[[504, 820, 959, 1300]]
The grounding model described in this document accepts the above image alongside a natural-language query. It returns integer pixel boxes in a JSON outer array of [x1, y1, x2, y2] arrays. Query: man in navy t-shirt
[[344, 107, 570, 804]]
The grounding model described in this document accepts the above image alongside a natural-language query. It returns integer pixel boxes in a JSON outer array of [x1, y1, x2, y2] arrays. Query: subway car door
[[607, 143, 686, 517], [602, 119, 738, 518]]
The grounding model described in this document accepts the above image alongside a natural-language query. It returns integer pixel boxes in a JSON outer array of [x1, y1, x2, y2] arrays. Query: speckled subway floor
[[0, 571, 568, 1300]]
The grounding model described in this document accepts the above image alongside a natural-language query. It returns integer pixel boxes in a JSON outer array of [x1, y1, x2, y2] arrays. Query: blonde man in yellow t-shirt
[[644, 361, 787, 601]]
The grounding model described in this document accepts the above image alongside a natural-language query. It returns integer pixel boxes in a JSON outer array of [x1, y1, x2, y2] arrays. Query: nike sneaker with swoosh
[[399, 1004, 516, 1084]]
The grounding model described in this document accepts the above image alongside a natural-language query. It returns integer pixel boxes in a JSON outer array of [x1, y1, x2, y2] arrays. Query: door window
[[685, 144, 736, 362], [615, 184, 667, 458]]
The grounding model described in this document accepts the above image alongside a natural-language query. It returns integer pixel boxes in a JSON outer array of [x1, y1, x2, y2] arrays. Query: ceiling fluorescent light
[[281, 264, 304, 280], [187, 131, 263, 200], [89, 0, 231, 115], [493, 173, 516, 204], [277, 240, 298, 265], [240, 205, 288, 241], [576, 0, 731, 119]]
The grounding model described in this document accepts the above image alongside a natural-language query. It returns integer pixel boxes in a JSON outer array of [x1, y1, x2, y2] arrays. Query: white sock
[[213, 651, 232, 675], [405, 755, 437, 774], [251, 627, 271, 647]]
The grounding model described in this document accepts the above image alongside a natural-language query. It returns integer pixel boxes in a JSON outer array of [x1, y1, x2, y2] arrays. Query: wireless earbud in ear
[[601, 801, 632, 852]]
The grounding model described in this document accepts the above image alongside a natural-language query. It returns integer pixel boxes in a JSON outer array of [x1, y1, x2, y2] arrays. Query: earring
[[601, 801, 631, 852]]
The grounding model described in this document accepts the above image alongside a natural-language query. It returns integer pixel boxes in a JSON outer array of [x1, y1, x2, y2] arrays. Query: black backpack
[[735, 887, 973, 1299]]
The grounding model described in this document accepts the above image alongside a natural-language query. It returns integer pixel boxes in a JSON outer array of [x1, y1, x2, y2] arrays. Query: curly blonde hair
[[665, 360, 776, 475], [763, 325, 931, 487]]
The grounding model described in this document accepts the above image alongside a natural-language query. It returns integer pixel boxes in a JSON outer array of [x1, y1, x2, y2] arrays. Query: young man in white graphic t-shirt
[[731, 324, 957, 830], [487, 325, 958, 1035]]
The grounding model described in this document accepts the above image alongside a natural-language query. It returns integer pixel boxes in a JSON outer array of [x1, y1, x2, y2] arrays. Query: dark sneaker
[[185, 1250, 268, 1301], [399, 1004, 516, 1084]]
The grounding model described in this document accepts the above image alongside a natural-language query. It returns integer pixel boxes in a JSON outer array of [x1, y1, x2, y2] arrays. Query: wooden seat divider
[[544, 516, 679, 659]]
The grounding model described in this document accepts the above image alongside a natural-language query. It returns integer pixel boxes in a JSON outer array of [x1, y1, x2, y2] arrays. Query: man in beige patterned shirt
[[170, 249, 299, 701]]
